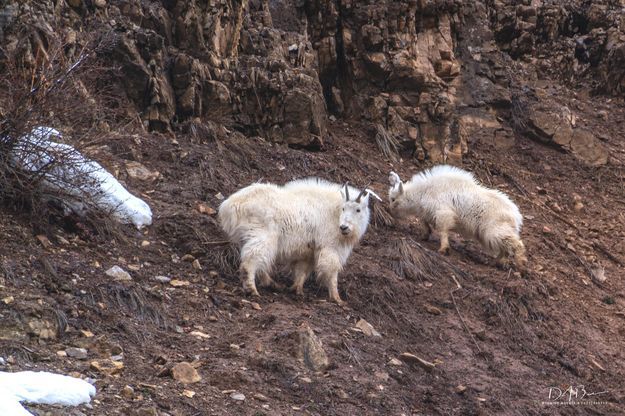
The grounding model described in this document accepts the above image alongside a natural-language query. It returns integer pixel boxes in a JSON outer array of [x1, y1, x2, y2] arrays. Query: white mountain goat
[[218, 178, 377, 304], [8, 126, 152, 229], [388, 165, 527, 270]]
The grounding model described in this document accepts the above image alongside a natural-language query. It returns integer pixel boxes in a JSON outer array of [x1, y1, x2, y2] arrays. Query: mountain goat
[[388, 165, 527, 270], [218, 178, 375, 304]]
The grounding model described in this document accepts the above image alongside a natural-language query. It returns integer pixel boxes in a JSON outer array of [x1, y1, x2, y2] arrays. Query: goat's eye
[[391, 198, 395, 202], [357, 209, 361, 213]]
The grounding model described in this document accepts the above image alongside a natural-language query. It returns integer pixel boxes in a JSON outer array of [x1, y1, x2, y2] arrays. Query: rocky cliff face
[[0, 0, 620, 165]]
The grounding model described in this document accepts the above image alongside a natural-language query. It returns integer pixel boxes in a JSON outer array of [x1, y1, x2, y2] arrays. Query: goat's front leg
[[435, 211, 456, 255], [315, 250, 344, 305]]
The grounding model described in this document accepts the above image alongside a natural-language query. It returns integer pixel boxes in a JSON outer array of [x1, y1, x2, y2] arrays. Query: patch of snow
[[10, 126, 152, 229], [0, 371, 96, 416]]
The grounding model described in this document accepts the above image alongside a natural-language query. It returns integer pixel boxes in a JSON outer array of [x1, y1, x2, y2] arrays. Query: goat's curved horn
[[398, 181, 404, 194], [355, 182, 371, 202], [343, 182, 350, 201]]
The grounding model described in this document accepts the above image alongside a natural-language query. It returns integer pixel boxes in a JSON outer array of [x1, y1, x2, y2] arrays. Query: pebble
[[121, 385, 134, 399], [171, 362, 201, 384], [355, 319, 381, 337], [230, 392, 246, 401], [66, 347, 88, 360], [105, 266, 132, 281], [154, 275, 172, 283]]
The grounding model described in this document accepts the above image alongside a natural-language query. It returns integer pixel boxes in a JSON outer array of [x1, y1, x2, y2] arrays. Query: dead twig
[[592, 241, 625, 267], [450, 280, 483, 355], [518, 194, 580, 232]]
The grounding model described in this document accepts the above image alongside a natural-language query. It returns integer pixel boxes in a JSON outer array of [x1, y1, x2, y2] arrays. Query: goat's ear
[[389, 171, 401, 187], [343, 182, 350, 201], [398, 181, 404, 195]]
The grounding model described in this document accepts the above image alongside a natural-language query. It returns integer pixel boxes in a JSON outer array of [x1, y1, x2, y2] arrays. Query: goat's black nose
[[340, 225, 349, 231]]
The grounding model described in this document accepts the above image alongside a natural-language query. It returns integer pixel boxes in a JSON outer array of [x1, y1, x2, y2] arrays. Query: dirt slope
[[1, 103, 625, 415], [1, 1, 625, 415]]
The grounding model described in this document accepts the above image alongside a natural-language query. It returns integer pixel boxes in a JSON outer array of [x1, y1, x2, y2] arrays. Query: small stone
[[2, 296, 14, 305], [56, 350, 67, 357], [574, 201, 584, 212], [455, 385, 467, 394], [28, 319, 57, 339], [355, 319, 381, 337], [336, 389, 349, 399], [374, 371, 389, 381], [90, 359, 124, 375], [105, 266, 132, 281], [182, 389, 196, 398], [181, 254, 195, 262], [141, 240, 151, 247], [399, 352, 436, 372], [230, 392, 245, 401], [591, 267, 606, 283], [250, 302, 262, 311], [299, 325, 329, 372], [215, 192, 224, 200], [190, 331, 210, 339], [299, 376, 312, 384], [542, 226, 552, 234], [66, 347, 88, 360], [253, 393, 268, 402], [154, 275, 171, 283], [81, 330, 94, 338], [125, 161, 159, 181], [121, 385, 134, 399], [171, 362, 201, 384], [170, 279, 190, 287], [192, 259, 202, 270], [389, 358, 403, 366], [94, 0, 106, 8], [424, 304, 442, 315]]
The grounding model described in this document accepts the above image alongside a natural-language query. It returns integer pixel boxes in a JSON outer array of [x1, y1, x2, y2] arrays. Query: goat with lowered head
[[388, 165, 527, 270], [218, 178, 376, 304]]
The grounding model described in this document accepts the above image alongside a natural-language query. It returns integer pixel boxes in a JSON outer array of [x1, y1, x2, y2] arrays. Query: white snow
[[10, 126, 152, 229], [0, 371, 96, 416]]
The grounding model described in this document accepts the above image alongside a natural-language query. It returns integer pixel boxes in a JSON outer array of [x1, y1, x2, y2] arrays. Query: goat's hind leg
[[239, 236, 277, 297], [259, 271, 285, 291], [290, 260, 314, 296]]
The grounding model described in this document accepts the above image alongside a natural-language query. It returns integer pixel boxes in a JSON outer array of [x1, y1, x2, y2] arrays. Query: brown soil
[[2, 100, 625, 416]]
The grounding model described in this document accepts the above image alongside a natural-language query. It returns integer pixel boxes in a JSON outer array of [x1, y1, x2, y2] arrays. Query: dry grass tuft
[[374, 123, 400, 161], [389, 237, 472, 282]]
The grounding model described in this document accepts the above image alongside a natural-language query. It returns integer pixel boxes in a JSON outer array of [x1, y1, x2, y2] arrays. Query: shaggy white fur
[[218, 178, 372, 303], [388, 165, 527, 269]]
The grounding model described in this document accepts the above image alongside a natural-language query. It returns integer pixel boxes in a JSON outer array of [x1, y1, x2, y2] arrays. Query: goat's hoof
[[289, 285, 305, 297], [438, 247, 450, 255], [244, 286, 260, 297], [330, 296, 345, 306]]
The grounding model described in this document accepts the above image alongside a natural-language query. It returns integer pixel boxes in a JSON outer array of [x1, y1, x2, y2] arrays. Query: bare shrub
[[0, 26, 139, 233]]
